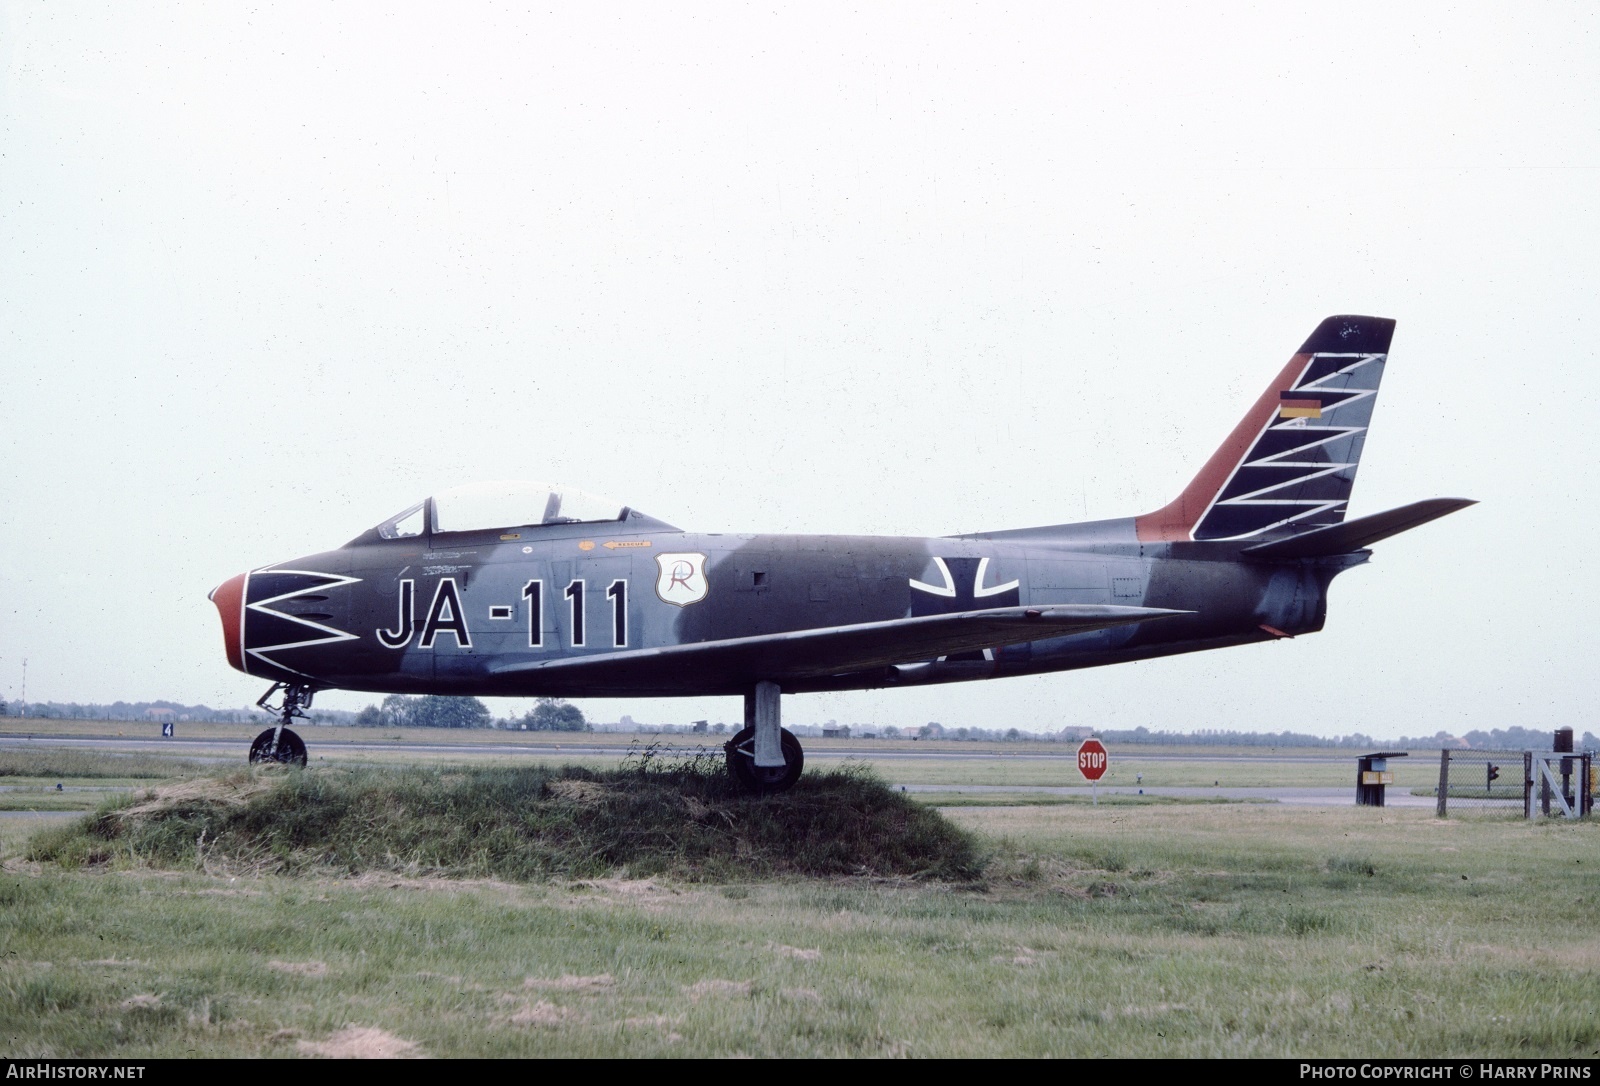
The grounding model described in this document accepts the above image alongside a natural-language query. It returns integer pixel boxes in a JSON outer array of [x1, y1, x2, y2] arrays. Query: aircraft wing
[[489, 604, 1187, 688]]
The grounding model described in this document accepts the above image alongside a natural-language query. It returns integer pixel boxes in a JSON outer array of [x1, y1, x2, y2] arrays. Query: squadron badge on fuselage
[[655, 552, 709, 607]]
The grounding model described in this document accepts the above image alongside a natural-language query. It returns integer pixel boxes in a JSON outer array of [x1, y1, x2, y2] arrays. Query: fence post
[[1436, 749, 1451, 818], [1523, 750, 1534, 820]]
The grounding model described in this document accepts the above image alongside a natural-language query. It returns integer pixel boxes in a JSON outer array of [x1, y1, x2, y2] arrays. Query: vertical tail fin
[[1135, 315, 1395, 543]]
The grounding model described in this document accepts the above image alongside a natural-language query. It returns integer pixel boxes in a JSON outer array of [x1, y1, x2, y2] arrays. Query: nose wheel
[[249, 726, 307, 766], [251, 682, 313, 767]]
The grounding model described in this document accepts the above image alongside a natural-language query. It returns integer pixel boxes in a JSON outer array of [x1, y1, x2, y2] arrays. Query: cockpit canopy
[[373, 481, 634, 540]]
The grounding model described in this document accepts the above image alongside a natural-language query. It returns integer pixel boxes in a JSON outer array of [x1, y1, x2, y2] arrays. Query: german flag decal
[[1278, 393, 1323, 419]]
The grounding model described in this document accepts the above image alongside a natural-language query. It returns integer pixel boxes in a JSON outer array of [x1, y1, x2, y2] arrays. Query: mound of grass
[[28, 757, 983, 882]]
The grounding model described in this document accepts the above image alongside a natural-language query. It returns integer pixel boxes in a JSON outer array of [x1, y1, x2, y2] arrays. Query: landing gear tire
[[724, 726, 804, 794], [249, 727, 307, 767], [252, 683, 314, 767]]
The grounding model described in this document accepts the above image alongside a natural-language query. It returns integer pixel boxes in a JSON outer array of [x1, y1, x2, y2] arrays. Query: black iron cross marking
[[908, 557, 1019, 618]]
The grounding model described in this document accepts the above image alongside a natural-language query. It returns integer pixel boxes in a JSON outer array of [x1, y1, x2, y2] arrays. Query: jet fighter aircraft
[[211, 315, 1473, 790]]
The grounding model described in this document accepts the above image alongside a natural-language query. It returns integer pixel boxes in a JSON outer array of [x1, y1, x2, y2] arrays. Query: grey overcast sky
[[2, 3, 1596, 736]]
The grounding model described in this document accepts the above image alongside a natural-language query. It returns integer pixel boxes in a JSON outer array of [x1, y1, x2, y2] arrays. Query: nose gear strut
[[249, 682, 312, 767]]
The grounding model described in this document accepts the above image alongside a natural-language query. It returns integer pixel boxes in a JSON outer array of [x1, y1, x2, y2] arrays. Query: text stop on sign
[[1077, 739, 1108, 782]]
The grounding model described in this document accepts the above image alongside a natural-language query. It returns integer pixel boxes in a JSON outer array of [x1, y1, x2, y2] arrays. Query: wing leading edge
[[489, 604, 1188, 689]]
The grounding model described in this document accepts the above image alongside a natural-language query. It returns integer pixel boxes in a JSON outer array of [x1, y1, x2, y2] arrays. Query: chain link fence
[[1434, 749, 1595, 818]]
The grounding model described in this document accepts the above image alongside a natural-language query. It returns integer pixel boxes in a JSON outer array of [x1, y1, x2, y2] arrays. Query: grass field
[[1, 737, 1595, 1058], [0, 749, 221, 813]]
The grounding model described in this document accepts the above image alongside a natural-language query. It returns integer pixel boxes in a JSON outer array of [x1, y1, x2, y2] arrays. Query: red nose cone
[[210, 573, 247, 672]]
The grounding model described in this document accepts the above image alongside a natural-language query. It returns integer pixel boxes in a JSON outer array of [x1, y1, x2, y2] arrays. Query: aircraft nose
[[210, 572, 247, 672]]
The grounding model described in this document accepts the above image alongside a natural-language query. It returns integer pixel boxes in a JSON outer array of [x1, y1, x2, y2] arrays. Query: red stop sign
[[1077, 738, 1109, 782]]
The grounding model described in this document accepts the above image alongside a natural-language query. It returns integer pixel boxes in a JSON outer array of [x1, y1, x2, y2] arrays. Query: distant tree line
[[912, 723, 1026, 741], [1394, 725, 1600, 751], [352, 695, 492, 729], [1085, 725, 1600, 750], [518, 698, 589, 731], [9, 699, 284, 724], [351, 695, 588, 731], [6, 695, 592, 733], [1092, 727, 1393, 748]]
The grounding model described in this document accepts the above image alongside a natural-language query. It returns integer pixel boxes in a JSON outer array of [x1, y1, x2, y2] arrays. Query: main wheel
[[724, 726, 804, 793], [249, 727, 308, 767]]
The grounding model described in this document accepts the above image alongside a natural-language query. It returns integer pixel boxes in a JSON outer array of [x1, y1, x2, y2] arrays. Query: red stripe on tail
[[1133, 354, 1309, 543]]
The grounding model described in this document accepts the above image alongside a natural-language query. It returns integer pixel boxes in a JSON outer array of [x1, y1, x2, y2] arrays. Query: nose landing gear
[[250, 682, 313, 767]]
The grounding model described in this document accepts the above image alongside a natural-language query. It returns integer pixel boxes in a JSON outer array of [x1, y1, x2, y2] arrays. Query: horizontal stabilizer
[[1240, 498, 1476, 559], [491, 604, 1189, 688]]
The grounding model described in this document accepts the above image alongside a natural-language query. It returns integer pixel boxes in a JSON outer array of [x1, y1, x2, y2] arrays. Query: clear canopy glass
[[374, 481, 627, 539]]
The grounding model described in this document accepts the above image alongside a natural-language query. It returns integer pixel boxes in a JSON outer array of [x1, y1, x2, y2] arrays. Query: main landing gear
[[723, 681, 804, 793], [250, 682, 312, 767]]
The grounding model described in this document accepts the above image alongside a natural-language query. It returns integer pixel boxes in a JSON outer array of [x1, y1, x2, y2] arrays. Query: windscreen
[[375, 502, 426, 540], [430, 481, 625, 533]]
